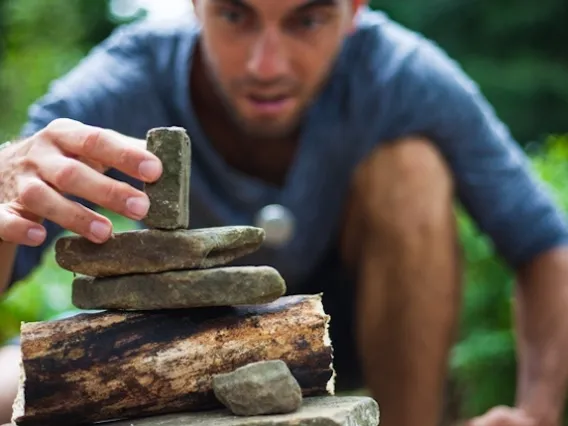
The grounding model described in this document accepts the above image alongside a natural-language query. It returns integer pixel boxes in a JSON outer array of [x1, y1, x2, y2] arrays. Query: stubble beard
[[200, 50, 304, 141]]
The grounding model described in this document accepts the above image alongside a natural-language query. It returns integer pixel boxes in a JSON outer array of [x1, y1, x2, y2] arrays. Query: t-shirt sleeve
[[10, 23, 154, 287], [387, 41, 568, 268]]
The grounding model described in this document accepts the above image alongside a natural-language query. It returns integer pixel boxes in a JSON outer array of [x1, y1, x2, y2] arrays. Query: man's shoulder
[[318, 9, 486, 160], [42, 15, 198, 95], [331, 8, 480, 136], [343, 8, 474, 94], [96, 15, 198, 58], [352, 8, 424, 54], [22, 16, 199, 139]]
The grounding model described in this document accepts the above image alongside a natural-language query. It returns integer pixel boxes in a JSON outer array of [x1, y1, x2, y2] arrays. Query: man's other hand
[[467, 406, 538, 426]]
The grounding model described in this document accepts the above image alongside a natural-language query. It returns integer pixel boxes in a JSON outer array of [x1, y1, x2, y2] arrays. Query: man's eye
[[290, 12, 327, 32], [299, 15, 319, 29], [220, 9, 244, 24]]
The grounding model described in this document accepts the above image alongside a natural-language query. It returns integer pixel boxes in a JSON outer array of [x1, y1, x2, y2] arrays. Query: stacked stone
[[54, 127, 286, 310], [48, 127, 380, 426]]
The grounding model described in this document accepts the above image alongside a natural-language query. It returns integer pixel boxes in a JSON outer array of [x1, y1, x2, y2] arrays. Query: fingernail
[[139, 160, 161, 181], [90, 221, 111, 241], [126, 197, 150, 218], [27, 228, 46, 243]]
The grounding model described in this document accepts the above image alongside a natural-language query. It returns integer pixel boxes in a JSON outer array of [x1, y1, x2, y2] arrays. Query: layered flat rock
[[72, 266, 286, 310], [105, 397, 380, 426], [143, 127, 191, 230], [55, 226, 265, 277], [213, 360, 302, 416]]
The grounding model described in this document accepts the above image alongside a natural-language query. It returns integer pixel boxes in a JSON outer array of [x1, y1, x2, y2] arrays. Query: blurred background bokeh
[[0, 0, 567, 422]]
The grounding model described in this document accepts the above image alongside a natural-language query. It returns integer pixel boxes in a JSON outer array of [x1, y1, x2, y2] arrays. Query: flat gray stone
[[55, 226, 265, 277], [213, 360, 302, 416], [143, 127, 191, 230], [105, 396, 379, 426], [72, 266, 286, 310]]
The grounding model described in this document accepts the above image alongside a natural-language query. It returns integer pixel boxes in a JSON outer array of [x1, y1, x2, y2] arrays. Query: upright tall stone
[[143, 127, 191, 229]]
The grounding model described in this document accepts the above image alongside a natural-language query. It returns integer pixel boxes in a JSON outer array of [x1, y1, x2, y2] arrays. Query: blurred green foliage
[[0, 0, 121, 141], [1, 0, 568, 421]]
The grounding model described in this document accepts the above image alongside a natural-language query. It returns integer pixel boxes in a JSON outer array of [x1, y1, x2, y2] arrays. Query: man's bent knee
[[341, 137, 455, 262]]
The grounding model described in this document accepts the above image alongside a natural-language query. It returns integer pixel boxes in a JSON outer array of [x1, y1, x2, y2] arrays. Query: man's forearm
[[515, 246, 568, 425], [0, 242, 17, 294], [0, 345, 20, 424]]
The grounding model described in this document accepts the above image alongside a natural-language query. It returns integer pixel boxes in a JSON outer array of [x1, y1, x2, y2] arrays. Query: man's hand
[[0, 118, 162, 246], [466, 406, 537, 426]]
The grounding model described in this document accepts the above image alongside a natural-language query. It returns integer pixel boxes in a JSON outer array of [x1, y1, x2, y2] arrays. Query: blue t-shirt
[[11, 8, 568, 289]]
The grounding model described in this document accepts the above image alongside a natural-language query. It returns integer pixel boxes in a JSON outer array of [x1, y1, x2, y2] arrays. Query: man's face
[[193, 0, 360, 139]]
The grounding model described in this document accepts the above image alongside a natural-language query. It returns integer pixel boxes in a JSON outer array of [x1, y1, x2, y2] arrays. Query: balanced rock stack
[[55, 127, 286, 311], [11, 127, 379, 426]]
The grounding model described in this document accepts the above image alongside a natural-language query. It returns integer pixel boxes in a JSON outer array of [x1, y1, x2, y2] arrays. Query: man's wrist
[[518, 382, 563, 426], [514, 247, 568, 426]]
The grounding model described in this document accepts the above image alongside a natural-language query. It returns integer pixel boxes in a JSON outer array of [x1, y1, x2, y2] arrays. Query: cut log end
[[11, 346, 25, 424], [313, 293, 336, 396], [12, 295, 335, 426]]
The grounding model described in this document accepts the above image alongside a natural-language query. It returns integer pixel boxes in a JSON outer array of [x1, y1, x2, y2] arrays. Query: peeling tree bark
[[12, 295, 335, 426]]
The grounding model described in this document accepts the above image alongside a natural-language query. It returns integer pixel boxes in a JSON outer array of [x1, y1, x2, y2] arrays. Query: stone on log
[[54, 226, 265, 277], [213, 360, 303, 416], [105, 397, 380, 426], [71, 266, 286, 310], [12, 295, 334, 426], [143, 127, 191, 230]]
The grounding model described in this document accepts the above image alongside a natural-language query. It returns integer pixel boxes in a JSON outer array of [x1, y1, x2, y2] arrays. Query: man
[[1, 1, 568, 425]]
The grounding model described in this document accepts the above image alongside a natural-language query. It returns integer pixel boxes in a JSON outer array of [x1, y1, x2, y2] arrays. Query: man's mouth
[[245, 94, 294, 115]]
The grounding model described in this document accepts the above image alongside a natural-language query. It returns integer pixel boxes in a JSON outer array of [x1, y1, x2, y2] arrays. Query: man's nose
[[246, 30, 290, 82]]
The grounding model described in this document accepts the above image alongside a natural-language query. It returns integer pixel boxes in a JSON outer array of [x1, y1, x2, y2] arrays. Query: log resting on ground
[[12, 295, 334, 426]]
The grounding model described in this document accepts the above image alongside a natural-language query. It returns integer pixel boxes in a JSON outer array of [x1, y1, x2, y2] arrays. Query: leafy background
[[1, 0, 567, 422]]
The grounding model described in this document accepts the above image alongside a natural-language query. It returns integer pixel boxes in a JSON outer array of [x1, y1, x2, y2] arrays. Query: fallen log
[[12, 295, 334, 426]]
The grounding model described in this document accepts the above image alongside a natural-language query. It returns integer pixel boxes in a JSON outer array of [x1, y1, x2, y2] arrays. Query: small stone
[[72, 266, 286, 310], [104, 396, 380, 425], [213, 360, 302, 416], [143, 127, 191, 230], [55, 226, 265, 277]]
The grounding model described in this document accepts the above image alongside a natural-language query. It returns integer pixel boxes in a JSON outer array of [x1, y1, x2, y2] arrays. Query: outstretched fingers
[[0, 207, 46, 246], [34, 153, 150, 221], [16, 178, 114, 244], [40, 119, 162, 183]]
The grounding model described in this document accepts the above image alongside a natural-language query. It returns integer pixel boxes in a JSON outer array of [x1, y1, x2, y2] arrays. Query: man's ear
[[352, 0, 367, 12], [192, 0, 201, 19], [348, 0, 366, 33]]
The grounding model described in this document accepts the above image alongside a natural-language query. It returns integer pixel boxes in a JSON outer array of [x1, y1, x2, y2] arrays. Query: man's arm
[[0, 344, 20, 424], [515, 248, 568, 425], [0, 21, 156, 295], [0, 243, 18, 294], [387, 40, 568, 423], [0, 138, 51, 295]]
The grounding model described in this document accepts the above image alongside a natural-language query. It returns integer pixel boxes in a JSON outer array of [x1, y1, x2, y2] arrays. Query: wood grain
[[12, 295, 335, 426]]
